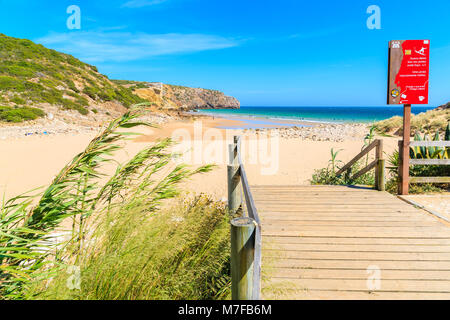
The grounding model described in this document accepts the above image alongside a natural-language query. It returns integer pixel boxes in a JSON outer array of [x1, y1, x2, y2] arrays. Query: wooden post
[[231, 217, 255, 300], [400, 104, 411, 195], [375, 139, 384, 191], [228, 137, 242, 215], [377, 159, 386, 191], [398, 140, 403, 195]]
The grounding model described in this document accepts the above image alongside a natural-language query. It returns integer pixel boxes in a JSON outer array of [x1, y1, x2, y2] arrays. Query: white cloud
[[122, 0, 167, 8], [35, 31, 239, 63]]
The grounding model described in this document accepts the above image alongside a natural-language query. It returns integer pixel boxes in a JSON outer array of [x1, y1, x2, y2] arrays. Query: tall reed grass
[[33, 195, 230, 300], [1, 107, 228, 300]]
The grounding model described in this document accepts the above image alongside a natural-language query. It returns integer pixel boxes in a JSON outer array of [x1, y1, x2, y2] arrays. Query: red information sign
[[387, 40, 430, 105]]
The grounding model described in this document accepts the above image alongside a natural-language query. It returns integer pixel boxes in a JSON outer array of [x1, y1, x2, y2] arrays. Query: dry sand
[[0, 115, 401, 202]]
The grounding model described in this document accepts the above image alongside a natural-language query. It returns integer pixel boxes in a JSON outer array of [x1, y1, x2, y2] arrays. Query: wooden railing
[[335, 139, 386, 191], [398, 140, 450, 191], [228, 136, 262, 300]]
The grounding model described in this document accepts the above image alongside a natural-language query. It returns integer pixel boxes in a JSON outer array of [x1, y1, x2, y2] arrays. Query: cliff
[[436, 102, 450, 111], [119, 82, 240, 111]]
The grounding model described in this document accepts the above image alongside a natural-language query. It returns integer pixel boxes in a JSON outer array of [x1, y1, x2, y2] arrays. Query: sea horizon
[[194, 105, 436, 124]]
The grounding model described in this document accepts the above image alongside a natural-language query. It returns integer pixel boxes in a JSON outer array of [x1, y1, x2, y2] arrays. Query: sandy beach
[[0, 114, 401, 202]]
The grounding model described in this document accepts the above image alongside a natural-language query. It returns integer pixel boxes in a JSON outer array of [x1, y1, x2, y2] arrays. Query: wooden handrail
[[335, 139, 385, 191], [398, 140, 450, 192], [228, 136, 261, 300], [410, 141, 450, 147], [336, 139, 380, 176]]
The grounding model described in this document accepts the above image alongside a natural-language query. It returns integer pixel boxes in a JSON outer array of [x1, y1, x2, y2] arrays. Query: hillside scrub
[[0, 110, 231, 300], [0, 34, 145, 116], [0, 105, 45, 122], [375, 108, 449, 135]]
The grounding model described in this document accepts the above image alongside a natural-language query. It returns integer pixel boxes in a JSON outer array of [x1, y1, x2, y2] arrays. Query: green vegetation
[[0, 110, 229, 300], [311, 152, 375, 186], [311, 126, 378, 187], [0, 105, 45, 122], [375, 107, 450, 135], [0, 33, 146, 118], [111, 79, 150, 90], [311, 124, 449, 194], [385, 127, 449, 194], [36, 195, 230, 300]]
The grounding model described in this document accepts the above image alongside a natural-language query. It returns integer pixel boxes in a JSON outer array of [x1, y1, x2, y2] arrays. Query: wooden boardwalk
[[252, 185, 450, 299]]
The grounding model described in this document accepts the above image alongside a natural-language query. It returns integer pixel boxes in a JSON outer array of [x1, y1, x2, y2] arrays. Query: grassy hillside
[[375, 105, 450, 135], [0, 34, 145, 122]]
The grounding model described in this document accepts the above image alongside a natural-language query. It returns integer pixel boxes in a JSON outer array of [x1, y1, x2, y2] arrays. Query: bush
[[311, 160, 375, 186], [38, 195, 230, 300], [385, 129, 449, 194], [0, 106, 45, 122], [10, 96, 26, 105]]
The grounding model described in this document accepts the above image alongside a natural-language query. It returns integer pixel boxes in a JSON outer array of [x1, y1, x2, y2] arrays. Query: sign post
[[387, 40, 430, 195], [400, 104, 411, 194]]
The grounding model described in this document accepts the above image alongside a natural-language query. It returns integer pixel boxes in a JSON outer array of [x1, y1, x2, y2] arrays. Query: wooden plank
[[410, 159, 450, 165], [261, 220, 439, 227], [261, 209, 430, 214], [256, 200, 415, 205], [269, 268, 450, 280], [261, 290, 450, 300], [263, 236, 450, 246], [264, 250, 450, 261], [410, 176, 450, 183], [263, 243, 450, 253], [262, 230, 450, 238], [264, 278, 450, 292], [410, 141, 450, 147], [258, 204, 421, 208], [262, 224, 449, 233], [264, 258, 450, 270], [262, 216, 436, 222]]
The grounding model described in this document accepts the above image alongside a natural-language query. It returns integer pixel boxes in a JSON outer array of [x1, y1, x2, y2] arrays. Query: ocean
[[194, 106, 435, 124]]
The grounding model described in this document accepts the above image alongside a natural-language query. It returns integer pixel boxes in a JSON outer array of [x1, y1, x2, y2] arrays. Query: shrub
[[0, 76, 24, 90], [385, 128, 449, 194], [37, 195, 230, 300], [0, 106, 45, 122], [10, 95, 26, 105]]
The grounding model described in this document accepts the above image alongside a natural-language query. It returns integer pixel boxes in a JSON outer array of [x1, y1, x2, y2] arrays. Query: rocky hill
[[116, 81, 239, 111], [0, 34, 240, 126], [436, 102, 450, 111], [0, 34, 148, 126]]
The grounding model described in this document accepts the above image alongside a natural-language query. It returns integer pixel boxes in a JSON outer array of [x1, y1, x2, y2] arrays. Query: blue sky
[[0, 0, 449, 106]]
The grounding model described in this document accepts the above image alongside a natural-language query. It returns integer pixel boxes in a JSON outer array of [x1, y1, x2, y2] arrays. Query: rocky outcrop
[[436, 102, 450, 111], [133, 83, 240, 111]]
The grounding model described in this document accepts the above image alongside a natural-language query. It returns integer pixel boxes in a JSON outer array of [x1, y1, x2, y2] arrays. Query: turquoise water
[[195, 106, 434, 123]]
